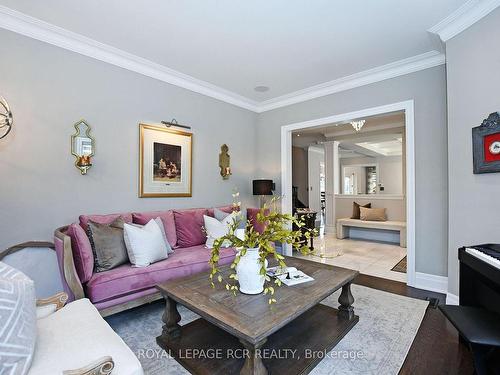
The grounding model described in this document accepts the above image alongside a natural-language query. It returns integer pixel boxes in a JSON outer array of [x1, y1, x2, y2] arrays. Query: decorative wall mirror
[[71, 119, 95, 175]]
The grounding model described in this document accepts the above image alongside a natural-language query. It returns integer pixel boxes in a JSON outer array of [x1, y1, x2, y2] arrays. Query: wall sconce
[[219, 144, 231, 180], [0, 96, 13, 140], [71, 119, 95, 175]]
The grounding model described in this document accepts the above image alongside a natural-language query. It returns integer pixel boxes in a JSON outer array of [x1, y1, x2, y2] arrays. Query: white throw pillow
[[123, 220, 168, 267], [204, 211, 240, 249], [130, 217, 173, 254], [0, 262, 37, 375]]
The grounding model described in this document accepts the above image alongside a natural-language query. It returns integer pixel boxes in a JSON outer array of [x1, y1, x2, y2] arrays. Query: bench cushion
[[85, 245, 236, 304], [30, 299, 143, 375], [337, 218, 406, 229]]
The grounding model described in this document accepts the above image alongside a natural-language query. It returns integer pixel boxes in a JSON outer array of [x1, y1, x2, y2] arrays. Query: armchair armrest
[[62, 356, 114, 375], [54, 226, 85, 301], [36, 291, 69, 310]]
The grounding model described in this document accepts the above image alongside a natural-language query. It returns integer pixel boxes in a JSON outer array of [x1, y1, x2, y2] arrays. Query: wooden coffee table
[[156, 257, 359, 375]]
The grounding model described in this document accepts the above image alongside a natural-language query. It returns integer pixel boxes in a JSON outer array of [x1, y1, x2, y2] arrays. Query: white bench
[[336, 218, 407, 247]]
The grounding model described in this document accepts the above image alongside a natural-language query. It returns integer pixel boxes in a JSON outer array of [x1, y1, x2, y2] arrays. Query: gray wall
[[0, 29, 257, 250], [446, 8, 500, 295], [256, 66, 449, 277]]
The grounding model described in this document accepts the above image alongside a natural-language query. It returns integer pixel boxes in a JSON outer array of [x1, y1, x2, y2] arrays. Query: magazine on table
[[266, 266, 314, 286]]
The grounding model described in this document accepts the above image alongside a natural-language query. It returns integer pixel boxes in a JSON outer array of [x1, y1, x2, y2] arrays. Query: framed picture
[[139, 124, 192, 197], [472, 112, 500, 174]]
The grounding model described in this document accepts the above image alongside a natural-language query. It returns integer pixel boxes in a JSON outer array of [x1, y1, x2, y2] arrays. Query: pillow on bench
[[351, 202, 371, 219], [360, 207, 387, 221]]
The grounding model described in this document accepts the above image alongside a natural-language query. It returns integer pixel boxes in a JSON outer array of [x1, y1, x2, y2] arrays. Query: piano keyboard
[[466, 247, 500, 270]]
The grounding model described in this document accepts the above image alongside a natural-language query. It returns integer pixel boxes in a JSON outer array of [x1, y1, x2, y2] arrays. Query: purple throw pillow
[[173, 208, 208, 248], [247, 208, 269, 234], [66, 223, 94, 283]]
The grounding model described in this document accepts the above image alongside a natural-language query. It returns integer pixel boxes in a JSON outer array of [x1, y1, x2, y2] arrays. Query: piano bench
[[439, 305, 500, 346], [439, 305, 500, 375]]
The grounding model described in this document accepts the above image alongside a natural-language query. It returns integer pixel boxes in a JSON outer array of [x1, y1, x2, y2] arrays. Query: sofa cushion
[[0, 262, 37, 375], [214, 207, 246, 230], [207, 205, 234, 217], [79, 212, 133, 231], [247, 207, 269, 234], [132, 210, 177, 249], [87, 218, 129, 273], [204, 211, 240, 248], [123, 220, 168, 267], [67, 223, 94, 283], [173, 208, 208, 247], [29, 298, 143, 375], [85, 245, 236, 304]]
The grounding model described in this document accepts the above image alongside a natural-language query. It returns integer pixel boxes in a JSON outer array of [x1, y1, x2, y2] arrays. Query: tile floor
[[294, 233, 407, 282]]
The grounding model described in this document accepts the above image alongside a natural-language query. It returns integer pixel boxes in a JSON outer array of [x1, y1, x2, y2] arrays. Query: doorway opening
[[282, 101, 415, 286]]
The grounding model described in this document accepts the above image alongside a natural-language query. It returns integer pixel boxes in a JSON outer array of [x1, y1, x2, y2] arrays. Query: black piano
[[441, 245, 500, 374], [459, 244, 500, 314]]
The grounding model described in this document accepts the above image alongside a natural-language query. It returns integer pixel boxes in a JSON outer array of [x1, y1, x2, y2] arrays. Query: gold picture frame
[[139, 123, 193, 197]]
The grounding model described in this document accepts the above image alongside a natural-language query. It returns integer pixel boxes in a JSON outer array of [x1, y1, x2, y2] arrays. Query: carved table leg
[[338, 282, 355, 320], [239, 338, 268, 375], [160, 296, 181, 340]]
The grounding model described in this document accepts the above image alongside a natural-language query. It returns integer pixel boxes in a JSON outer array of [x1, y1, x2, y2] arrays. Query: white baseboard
[[414, 272, 448, 294], [446, 293, 459, 305]]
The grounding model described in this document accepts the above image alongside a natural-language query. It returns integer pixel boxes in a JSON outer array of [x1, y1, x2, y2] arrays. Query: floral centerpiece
[[209, 196, 316, 304]]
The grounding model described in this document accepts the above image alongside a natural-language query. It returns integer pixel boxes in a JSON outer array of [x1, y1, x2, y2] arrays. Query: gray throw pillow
[[0, 262, 37, 375], [214, 208, 246, 229], [86, 218, 129, 272]]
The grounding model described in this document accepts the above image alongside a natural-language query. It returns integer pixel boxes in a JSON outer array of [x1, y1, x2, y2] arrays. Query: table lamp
[[252, 179, 274, 207]]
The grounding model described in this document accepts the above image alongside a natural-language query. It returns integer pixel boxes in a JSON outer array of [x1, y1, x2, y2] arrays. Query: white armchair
[[30, 292, 143, 375]]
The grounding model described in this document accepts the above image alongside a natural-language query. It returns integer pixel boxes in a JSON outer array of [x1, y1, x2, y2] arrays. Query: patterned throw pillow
[[0, 262, 37, 375]]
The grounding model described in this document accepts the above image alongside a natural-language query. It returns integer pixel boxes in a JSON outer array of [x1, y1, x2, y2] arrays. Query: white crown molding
[[428, 0, 500, 42], [255, 51, 446, 113], [0, 5, 446, 114], [0, 5, 260, 112]]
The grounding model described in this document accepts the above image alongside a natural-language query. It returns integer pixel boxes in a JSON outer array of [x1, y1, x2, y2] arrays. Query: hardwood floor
[[353, 273, 475, 374]]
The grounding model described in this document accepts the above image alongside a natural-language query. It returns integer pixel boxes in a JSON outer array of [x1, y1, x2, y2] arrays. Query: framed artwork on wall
[[139, 123, 192, 197], [472, 112, 500, 174]]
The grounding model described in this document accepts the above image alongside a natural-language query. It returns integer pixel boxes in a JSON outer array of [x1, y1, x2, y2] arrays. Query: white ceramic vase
[[236, 247, 267, 294]]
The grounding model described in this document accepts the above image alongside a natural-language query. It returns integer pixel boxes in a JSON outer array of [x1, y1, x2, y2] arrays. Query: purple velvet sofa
[[54, 206, 263, 316]]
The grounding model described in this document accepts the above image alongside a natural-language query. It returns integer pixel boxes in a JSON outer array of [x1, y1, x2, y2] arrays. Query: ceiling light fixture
[[350, 120, 365, 132], [254, 86, 270, 92]]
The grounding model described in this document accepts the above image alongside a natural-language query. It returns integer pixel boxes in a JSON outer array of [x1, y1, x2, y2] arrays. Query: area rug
[[106, 285, 428, 375], [391, 256, 407, 273]]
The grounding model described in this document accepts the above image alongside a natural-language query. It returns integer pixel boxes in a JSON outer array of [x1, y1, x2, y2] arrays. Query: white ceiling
[[292, 112, 405, 151], [0, 0, 468, 103]]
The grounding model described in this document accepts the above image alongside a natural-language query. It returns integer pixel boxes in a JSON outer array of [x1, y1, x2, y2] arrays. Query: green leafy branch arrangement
[[209, 197, 317, 304]]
